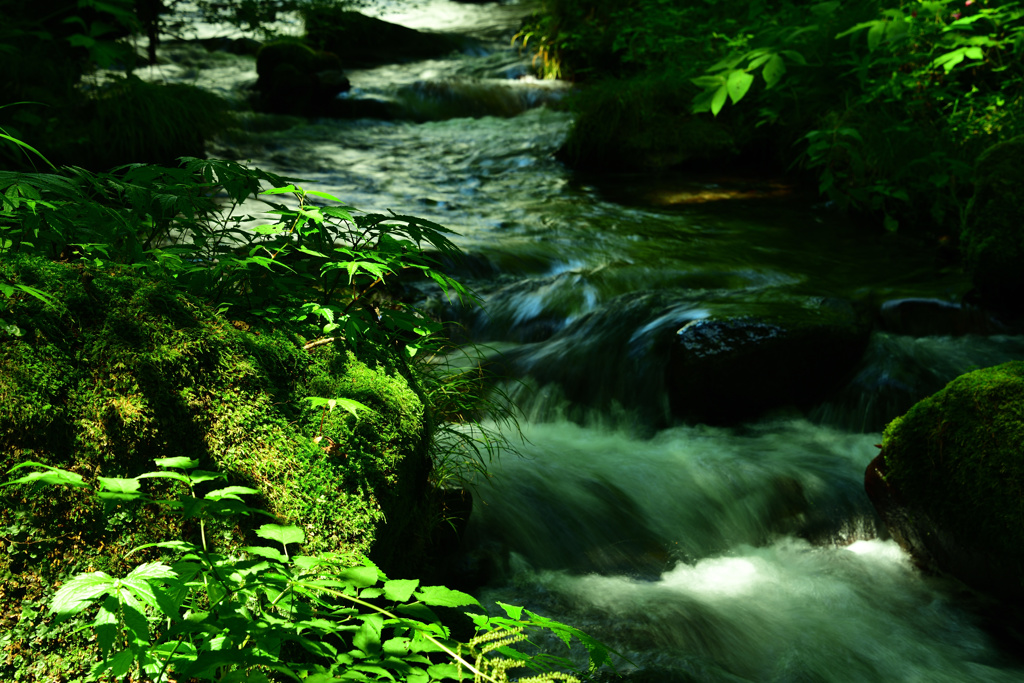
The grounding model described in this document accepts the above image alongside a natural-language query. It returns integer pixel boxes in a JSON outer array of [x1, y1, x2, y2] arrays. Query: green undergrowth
[[523, 0, 1024, 235], [0, 255, 447, 679]]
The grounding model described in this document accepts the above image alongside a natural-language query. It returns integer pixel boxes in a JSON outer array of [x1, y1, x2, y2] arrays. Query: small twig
[[303, 337, 340, 351]]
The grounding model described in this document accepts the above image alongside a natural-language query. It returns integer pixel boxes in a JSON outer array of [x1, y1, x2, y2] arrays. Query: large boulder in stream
[[666, 298, 870, 424], [302, 9, 472, 67], [865, 362, 1024, 601], [960, 135, 1024, 314], [254, 40, 351, 116]]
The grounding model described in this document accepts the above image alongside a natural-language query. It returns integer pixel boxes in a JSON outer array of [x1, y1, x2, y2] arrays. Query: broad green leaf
[[762, 54, 786, 89], [206, 485, 260, 502], [303, 189, 347, 203], [867, 21, 885, 52], [353, 619, 383, 655], [414, 585, 478, 608], [242, 545, 288, 563], [383, 579, 419, 602], [107, 648, 136, 678], [97, 477, 141, 494], [262, 184, 298, 195], [706, 52, 746, 72], [338, 565, 379, 588], [120, 600, 150, 643], [51, 572, 115, 617], [187, 470, 225, 484], [2, 466, 88, 489], [691, 74, 726, 88], [335, 398, 368, 418], [726, 69, 755, 104], [255, 523, 305, 547], [136, 470, 190, 484], [426, 663, 461, 680], [94, 596, 119, 656], [153, 456, 198, 470], [498, 601, 523, 620], [127, 562, 177, 583], [710, 84, 729, 116]]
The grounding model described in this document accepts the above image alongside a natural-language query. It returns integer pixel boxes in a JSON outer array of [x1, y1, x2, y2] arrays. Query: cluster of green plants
[[0, 115, 580, 677], [519, 0, 1024, 234], [2, 458, 611, 682]]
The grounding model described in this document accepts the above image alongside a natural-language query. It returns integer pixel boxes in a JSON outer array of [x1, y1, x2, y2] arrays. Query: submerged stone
[[666, 298, 870, 424]]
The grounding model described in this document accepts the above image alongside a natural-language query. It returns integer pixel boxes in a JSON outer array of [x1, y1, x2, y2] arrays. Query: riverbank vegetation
[[518, 0, 1024, 235], [0, 131, 613, 679]]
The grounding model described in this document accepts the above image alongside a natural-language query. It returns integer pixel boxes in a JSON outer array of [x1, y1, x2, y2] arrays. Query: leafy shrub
[[3, 459, 613, 682]]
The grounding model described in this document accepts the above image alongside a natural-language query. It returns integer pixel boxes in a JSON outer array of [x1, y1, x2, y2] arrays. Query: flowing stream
[[157, 1, 1024, 679]]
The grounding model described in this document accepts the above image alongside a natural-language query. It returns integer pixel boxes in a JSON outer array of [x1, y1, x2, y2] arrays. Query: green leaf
[[242, 545, 288, 563], [127, 561, 177, 583], [97, 477, 141, 494], [51, 572, 115, 617], [206, 486, 260, 502], [262, 184, 298, 195], [107, 648, 136, 678], [383, 579, 419, 602], [867, 21, 885, 51], [353, 618, 383, 655], [414, 585, 478, 608], [498, 602, 523, 620], [710, 84, 728, 116], [255, 524, 305, 547], [151, 456, 197, 473], [339, 565, 379, 588], [3, 463, 88, 489], [762, 54, 786, 89], [726, 69, 755, 104]]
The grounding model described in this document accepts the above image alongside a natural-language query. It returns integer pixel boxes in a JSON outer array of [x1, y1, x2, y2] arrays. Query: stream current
[[159, 1, 1024, 679]]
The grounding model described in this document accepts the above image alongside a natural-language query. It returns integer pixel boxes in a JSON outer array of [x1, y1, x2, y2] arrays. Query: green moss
[[0, 255, 436, 680], [880, 361, 1024, 592]]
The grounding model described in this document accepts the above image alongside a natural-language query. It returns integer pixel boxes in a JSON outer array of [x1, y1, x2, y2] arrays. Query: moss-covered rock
[[0, 255, 437, 680], [866, 361, 1024, 600], [960, 135, 1024, 312]]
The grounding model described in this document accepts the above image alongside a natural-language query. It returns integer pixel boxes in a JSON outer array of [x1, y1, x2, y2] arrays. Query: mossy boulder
[[866, 361, 1024, 601], [0, 255, 437, 679], [960, 135, 1024, 313]]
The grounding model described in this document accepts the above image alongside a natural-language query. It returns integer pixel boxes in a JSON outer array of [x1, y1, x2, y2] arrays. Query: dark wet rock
[[961, 135, 1024, 313], [302, 9, 473, 67], [878, 298, 1005, 337], [867, 362, 1024, 601], [197, 36, 262, 56], [254, 41, 350, 116], [666, 298, 870, 424]]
